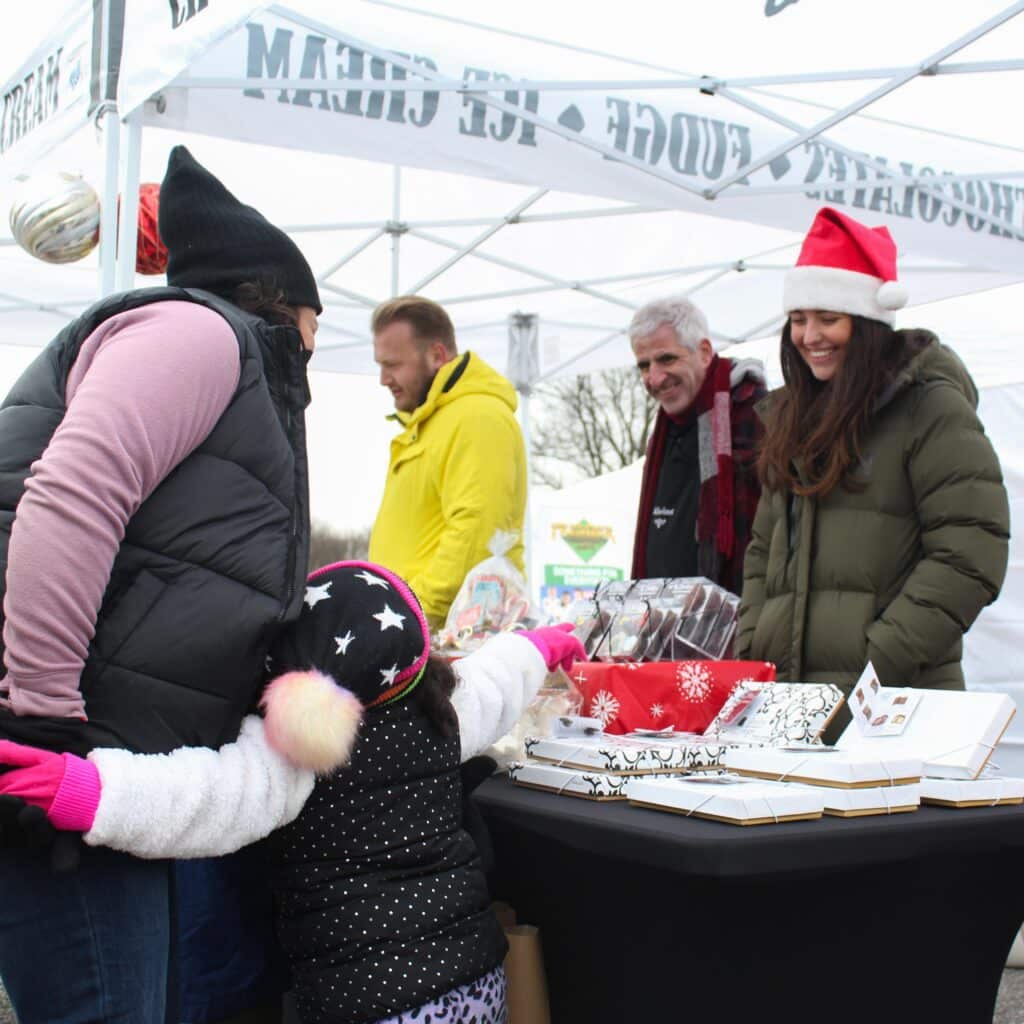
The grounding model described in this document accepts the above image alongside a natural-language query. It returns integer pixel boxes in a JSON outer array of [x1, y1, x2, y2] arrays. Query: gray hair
[[628, 296, 710, 351]]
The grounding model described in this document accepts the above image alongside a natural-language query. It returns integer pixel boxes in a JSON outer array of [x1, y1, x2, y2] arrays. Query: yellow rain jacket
[[369, 352, 527, 629]]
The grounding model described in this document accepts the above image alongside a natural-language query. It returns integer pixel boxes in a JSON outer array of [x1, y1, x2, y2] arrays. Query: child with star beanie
[[0, 561, 583, 1024]]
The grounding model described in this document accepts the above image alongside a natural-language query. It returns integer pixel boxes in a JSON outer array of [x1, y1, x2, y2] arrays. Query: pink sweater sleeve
[[0, 301, 241, 719]]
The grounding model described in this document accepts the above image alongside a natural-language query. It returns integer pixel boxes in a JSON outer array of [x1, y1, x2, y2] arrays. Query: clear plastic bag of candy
[[437, 530, 538, 653]]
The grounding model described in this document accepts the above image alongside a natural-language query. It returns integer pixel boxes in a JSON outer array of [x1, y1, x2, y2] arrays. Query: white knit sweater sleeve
[[84, 715, 315, 859], [451, 633, 548, 761]]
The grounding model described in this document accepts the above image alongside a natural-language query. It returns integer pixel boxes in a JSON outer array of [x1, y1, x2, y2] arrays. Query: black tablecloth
[[475, 776, 1024, 1024]]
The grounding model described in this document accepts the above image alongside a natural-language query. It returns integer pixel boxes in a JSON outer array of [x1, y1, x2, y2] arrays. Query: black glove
[[0, 794, 81, 873]]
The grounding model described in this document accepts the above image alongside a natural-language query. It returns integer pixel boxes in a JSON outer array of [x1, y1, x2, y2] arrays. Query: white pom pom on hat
[[783, 207, 908, 326], [260, 669, 363, 774], [876, 280, 908, 311]]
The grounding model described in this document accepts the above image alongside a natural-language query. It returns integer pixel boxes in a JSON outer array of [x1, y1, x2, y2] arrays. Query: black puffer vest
[[0, 287, 310, 755], [270, 700, 507, 1024]]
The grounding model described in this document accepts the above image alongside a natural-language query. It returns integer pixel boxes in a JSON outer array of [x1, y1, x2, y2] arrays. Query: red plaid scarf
[[632, 355, 765, 593]]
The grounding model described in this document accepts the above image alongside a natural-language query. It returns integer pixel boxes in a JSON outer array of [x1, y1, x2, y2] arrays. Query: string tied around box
[[880, 785, 894, 815], [683, 791, 780, 824], [556, 772, 584, 797], [777, 757, 813, 783], [554, 745, 587, 770], [926, 740, 997, 768]]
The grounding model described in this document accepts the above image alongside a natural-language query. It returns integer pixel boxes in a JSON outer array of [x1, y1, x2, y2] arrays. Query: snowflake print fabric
[[676, 662, 713, 703], [573, 661, 776, 735], [590, 689, 621, 726]]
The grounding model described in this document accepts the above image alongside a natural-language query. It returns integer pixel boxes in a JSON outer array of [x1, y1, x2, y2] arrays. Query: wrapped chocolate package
[[566, 598, 613, 658], [593, 598, 655, 661], [587, 576, 740, 663], [437, 530, 537, 653]]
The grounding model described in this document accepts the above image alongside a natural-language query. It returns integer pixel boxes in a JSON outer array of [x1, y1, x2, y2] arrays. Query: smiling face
[[373, 319, 450, 413], [788, 309, 854, 382], [632, 323, 714, 417]]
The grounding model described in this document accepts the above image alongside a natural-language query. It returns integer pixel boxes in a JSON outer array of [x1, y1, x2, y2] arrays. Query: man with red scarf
[[630, 297, 766, 595]]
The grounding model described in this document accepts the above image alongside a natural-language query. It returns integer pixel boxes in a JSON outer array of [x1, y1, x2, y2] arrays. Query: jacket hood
[[879, 330, 979, 411], [397, 350, 518, 427]]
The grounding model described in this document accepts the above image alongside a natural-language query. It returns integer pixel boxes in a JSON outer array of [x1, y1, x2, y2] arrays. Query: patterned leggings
[[376, 967, 508, 1024]]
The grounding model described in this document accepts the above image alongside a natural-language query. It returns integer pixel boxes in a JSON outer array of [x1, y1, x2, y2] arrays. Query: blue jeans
[[176, 852, 285, 1023], [0, 842, 174, 1023]]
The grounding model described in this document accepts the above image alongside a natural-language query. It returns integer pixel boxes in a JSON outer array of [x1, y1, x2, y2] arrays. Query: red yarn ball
[[135, 182, 168, 275]]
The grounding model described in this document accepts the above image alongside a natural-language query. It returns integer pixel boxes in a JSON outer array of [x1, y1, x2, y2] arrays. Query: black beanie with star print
[[159, 145, 322, 314], [260, 562, 432, 773]]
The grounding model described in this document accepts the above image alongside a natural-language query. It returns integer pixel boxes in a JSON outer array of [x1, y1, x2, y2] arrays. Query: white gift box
[[523, 734, 728, 775], [704, 682, 844, 746], [508, 760, 633, 800], [837, 690, 1015, 780], [628, 775, 825, 825], [795, 783, 921, 817], [919, 776, 1024, 807], [724, 747, 921, 789]]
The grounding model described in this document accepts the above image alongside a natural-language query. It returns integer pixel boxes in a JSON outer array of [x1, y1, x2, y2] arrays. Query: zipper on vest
[[277, 404, 301, 622]]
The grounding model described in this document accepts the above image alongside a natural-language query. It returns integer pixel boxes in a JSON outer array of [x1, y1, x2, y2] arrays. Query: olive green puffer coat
[[736, 334, 1009, 700]]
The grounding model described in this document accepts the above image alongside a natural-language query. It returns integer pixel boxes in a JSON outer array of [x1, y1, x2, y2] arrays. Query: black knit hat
[[159, 146, 322, 314]]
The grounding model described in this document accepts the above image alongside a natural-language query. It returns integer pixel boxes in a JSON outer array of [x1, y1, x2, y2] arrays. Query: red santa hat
[[783, 207, 908, 326]]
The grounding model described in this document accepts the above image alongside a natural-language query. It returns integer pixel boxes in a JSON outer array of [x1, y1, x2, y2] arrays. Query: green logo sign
[[550, 519, 615, 564]]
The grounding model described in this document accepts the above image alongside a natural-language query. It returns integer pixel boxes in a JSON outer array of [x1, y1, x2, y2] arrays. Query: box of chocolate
[[704, 681, 844, 747], [629, 775, 825, 825], [837, 689, 1015, 779], [523, 734, 729, 775], [919, 776, 1024, 807], [508, 760, 633, 800], [724, 747, 921, 789], [797, 782, 921, 817]]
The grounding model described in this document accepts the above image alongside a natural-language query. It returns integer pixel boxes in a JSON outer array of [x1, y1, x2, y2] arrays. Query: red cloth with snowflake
[[570, 660, 776, 735]]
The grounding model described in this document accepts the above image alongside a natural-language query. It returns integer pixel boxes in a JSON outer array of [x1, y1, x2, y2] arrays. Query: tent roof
[[4, 0, 1024, 380]]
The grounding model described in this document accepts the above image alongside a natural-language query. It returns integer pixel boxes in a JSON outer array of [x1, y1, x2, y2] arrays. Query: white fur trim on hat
[[260, 669, 363, 775], [783, 265, 899, 326]]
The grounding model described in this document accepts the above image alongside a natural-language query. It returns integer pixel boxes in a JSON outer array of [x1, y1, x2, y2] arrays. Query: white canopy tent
[[5, 0, 1024, 377], [3, 0, 1024, 764]]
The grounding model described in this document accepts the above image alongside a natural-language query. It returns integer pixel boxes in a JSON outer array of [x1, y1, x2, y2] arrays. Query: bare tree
[[308, 520, 372, 571], [530, 366, 655, 486]]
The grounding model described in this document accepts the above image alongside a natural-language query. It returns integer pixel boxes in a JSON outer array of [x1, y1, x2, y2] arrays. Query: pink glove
[[519, 623, 588, 672], [0, 741, 100, 832]]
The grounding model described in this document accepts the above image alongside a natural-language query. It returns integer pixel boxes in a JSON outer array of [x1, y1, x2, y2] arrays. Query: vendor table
[[475, 775, 1024, 1024]]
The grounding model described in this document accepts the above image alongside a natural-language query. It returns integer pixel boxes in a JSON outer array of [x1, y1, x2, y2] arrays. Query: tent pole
[[115, 110, 143, 293], [507, 313, 540, 604], [519, 382, 533, 604], [408, 189, 548, 294], [709, 1, 1024, 196], [97, 105, 121, 297], [409, 227, 637, 311], [390, 166, 402, 297]]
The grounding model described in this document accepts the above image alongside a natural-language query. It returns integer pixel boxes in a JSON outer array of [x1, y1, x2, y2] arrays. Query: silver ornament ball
[[9, 172, 100, 264]]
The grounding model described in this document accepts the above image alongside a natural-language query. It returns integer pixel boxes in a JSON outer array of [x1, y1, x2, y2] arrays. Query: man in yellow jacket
[[369, 296, 528, 630]]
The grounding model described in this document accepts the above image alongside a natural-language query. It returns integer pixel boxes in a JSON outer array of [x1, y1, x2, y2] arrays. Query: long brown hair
[[231, 278, 298, 327], [758, 316, 930, 498], [412, 653, 459, 738]]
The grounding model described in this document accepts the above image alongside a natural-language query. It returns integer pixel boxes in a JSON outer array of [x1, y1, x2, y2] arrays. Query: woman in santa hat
[[735, 206, 1009, 737]]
